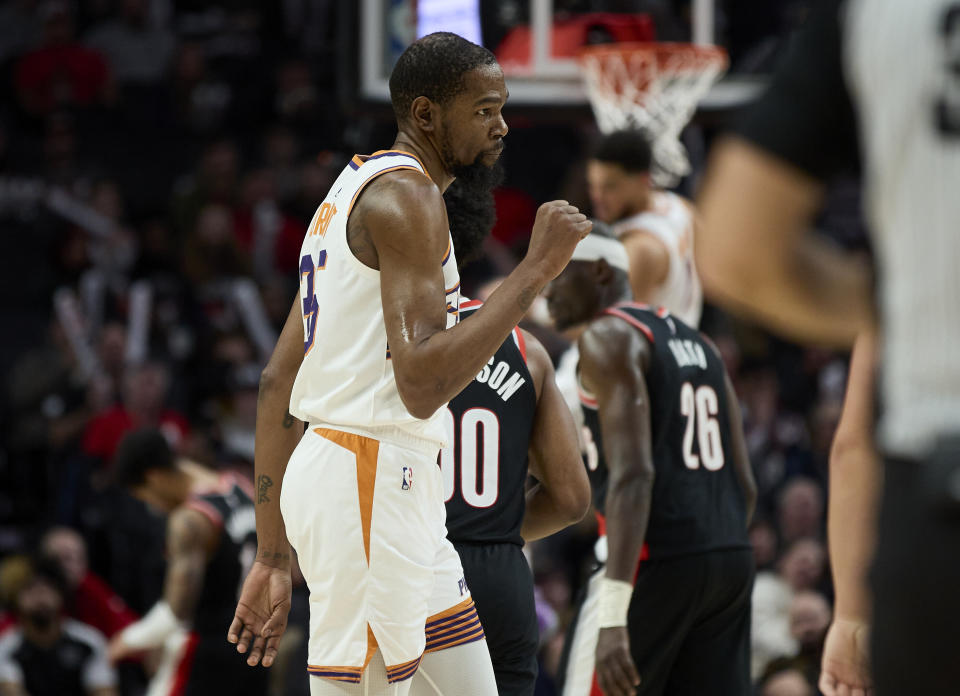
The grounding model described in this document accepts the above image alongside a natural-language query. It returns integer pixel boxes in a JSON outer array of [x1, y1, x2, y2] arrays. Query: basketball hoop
[[579, 43, 728, 186]]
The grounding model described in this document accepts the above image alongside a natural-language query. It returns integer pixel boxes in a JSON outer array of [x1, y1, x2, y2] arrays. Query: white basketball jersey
[[846, 0, 960, 457], [611, 191, 703, 327], [289, 150, 460, 447]]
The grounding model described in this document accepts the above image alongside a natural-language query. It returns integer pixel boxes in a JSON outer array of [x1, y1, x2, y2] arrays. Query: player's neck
[[625, 190, 652, 219], [391, 132, 453, 191]]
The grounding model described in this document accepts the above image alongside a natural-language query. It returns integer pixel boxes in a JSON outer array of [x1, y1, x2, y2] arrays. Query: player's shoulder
[[354, 168, 447, 251], [579, 313, 644, 360], [360, 166, 443, 215], [62, 619, 108, 650]]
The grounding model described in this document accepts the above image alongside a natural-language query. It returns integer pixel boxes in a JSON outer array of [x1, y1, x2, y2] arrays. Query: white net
[[579, 43, 728, 186]]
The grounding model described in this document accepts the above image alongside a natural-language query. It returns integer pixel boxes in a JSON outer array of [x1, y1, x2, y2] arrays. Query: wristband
[[120, 601, 183, 649], [597, 577, 634, 628]]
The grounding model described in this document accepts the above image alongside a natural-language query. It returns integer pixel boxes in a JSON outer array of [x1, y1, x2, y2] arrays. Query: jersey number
[[679, 383, 725, 471], [439, 408, 500, 509], [300, 251, 327, 354]]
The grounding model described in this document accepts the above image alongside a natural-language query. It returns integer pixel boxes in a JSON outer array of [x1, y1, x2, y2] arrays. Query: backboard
[[357, 0, 762, 110]]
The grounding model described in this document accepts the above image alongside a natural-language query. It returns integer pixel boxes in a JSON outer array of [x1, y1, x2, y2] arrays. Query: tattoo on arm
[[258, 549, 290, 562], [518, 285, 537, 311], [257, 474, 274, 504], [282, 411, 295, 428]]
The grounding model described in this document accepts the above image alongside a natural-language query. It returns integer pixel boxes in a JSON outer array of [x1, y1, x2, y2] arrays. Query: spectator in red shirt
[[82, 361, 189, 464], [40, 527, 138, 639], [14, 1, 115, 116]]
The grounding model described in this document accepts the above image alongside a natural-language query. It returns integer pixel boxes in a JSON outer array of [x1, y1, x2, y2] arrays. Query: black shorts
[[626, 548, 754, 696], [182, 633, 270, 696], [872, 446, 960, 696], [455, 541, 539, 696]]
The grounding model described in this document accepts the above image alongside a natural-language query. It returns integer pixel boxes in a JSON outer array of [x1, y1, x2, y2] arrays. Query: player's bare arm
[[820, 332, 879, 696], [520, 329, 590, 542], [579, 317, 652, 696], [90, 688, 119, 696], [722, 372, 756, 525], [164, 508, 216, 620], [109, 507, 215, 662], [696, 137, 873, 347], [618, 230, 670, 305], [227, 297, 301, 666], [358, 171, 591, 418]]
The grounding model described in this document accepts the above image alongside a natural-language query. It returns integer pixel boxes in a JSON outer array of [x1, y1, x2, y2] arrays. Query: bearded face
[[442, 145, 505, 266]]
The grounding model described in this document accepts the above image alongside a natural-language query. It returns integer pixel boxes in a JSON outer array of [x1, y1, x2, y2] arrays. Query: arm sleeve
[[79, 628, 119, 691], [0, 634, 24, 686], [735, 0, 860, 178]]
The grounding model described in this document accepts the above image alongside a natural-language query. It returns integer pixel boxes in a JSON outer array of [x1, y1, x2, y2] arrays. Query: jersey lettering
[[668, 338, 708, 369], [473, 356, 527, 402]]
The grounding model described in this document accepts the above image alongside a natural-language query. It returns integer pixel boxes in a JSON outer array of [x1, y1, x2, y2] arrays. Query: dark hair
[[389, 32, 498, 124], [591, 129, 653, 173], [113, 428, 175, 488], [24, 555, 68, 601]]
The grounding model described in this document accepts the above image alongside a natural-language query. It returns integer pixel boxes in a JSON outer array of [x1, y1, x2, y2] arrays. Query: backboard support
[[358, 0, 760, 110]]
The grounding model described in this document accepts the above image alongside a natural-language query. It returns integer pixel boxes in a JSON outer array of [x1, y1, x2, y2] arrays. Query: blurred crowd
[[0, 1, 862, 695]]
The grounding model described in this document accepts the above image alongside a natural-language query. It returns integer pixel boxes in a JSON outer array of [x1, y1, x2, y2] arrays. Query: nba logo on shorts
[[402, 466, 413, 490]]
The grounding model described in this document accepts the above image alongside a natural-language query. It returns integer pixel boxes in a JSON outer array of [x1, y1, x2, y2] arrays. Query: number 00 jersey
[[441, 300, 537, 546], [289, 150, 461, 448], [183, 473, 257, 636], [579, 303, 749, 559]]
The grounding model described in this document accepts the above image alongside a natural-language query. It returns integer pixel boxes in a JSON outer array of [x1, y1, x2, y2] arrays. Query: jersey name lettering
[[668, 338, 707, 370], [475, 356, 527, 402]]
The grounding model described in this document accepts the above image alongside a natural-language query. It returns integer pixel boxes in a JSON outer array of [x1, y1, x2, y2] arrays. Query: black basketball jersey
[[442, 301, 537, 546], [184, 474, 257, 635], [0, 622, 112, 696], [580, 303, 749, 559]]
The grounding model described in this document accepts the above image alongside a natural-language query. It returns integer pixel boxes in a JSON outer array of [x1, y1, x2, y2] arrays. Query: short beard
[[443, 150, 505, 266]]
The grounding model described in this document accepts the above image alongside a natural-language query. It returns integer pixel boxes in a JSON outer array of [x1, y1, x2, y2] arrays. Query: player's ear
[[411, 96, 436, 133], [594, 258, 614, 285]]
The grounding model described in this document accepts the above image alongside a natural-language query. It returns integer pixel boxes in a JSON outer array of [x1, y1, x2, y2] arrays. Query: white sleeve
[[0, 631, 24, 686], [63, 622, 118, 691]]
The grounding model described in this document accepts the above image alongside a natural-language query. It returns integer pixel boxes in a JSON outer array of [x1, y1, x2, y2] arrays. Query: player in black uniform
[[547, 230, 756, 696], [423, 296, 590, 696], [107, 429, 268, 696]]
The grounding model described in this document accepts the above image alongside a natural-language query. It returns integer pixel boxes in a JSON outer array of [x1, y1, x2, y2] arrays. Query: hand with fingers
[[526, 200, 593, 281], [595, 626, 641, 696], [819, 617, 873, 696], [227, 560, 293, 667]]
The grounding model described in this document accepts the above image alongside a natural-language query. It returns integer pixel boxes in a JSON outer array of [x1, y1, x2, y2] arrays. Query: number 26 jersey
[[579, 303, 750, 559]]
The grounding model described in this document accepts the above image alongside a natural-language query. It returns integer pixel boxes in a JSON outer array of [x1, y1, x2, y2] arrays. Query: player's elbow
[[829, 430, 876, 471], [554, 473, 591, 525], [259, 362, 290, 396], [394, 377, 443, 421]]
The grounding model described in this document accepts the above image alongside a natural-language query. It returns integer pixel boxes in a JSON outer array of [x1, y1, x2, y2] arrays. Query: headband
[[570, 233, 631, 272]]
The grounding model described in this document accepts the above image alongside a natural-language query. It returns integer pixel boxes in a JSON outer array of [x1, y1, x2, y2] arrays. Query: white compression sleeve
[[120, 601, 184, 650]]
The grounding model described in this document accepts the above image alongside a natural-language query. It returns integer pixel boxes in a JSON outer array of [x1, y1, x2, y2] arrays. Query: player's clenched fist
[[527, 200, 593, 280]]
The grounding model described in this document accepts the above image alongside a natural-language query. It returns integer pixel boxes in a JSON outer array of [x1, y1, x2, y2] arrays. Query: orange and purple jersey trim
[[424, 597, 485, 654], [307, 665, 364, 684], [384, 655, 423, 683]]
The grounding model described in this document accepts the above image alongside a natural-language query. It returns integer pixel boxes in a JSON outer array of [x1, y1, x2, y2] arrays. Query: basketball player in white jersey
[[587, 129, 701, 328], [225, 32, 592, 695], [697, 1, 960, 694]]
